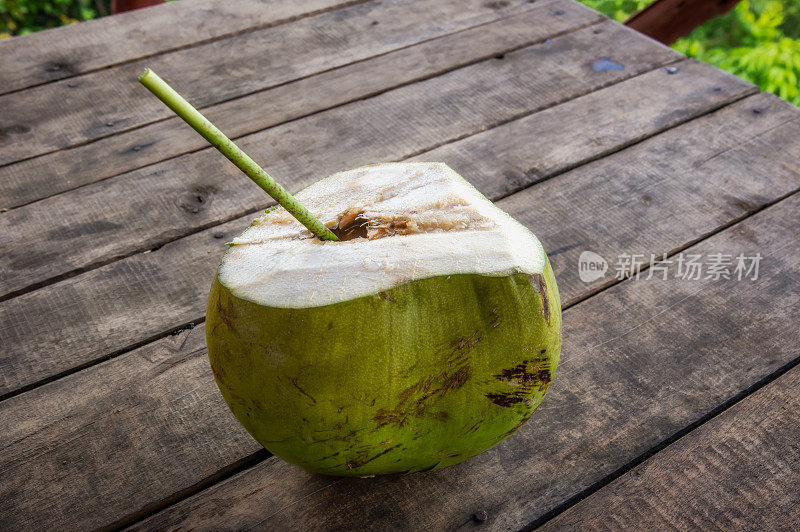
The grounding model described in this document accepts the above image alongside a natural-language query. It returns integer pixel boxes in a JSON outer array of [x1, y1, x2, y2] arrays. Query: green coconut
[[206, 162, 561, 477]]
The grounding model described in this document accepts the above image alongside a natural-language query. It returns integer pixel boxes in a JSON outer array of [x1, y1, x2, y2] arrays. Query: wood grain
[[0, 0, 539, 166], [0, 20, 681, 300], [539, 364, 800, 531], [447, 91, 800, 306], [131, 173, 800, 530], [4, 2, 796, 530], [1, 91, 798, 529], [0, 0, 362, 96], [412, 59, 756, 202], [0, 62, 768, 400], [0, 0, 602, 210], [0, 322, 261, 531]]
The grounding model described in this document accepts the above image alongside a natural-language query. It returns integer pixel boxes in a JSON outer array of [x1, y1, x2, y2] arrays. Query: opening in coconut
[[217, 162, 545, 308], [328, 207, 436, 241]]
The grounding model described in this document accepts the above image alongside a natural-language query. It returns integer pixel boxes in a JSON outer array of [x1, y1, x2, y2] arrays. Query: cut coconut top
[[218, 162, 545, 308]]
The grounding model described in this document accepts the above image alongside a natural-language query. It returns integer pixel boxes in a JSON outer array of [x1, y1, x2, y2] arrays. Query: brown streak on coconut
[[374, 365, 473, 428], [440, 366, 473, 393], [503, 411, 534, 437], [448, 331, 483, 364], [466, 420, 483, 433], [530, 273, 551, 325], [484, 391, 530, 407], [290, 379, 317, 405], [216, 296, 237, 332], [490, 306, 501, 328], [377, 291, 396, 303], [495, 357, 552, 392]]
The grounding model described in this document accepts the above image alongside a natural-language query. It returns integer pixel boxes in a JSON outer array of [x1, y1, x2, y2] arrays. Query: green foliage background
[[1, 0, 98, 37], [580, 0, 800, 105], [2, 0, 799, 105]]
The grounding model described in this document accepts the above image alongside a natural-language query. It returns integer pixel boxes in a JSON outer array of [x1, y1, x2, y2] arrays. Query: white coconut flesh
[[218, 162, 546, 308]]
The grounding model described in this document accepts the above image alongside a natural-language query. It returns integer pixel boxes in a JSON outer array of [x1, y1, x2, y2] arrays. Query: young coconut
[[208, 162, 561, 476], [138, 70, 561, 477]]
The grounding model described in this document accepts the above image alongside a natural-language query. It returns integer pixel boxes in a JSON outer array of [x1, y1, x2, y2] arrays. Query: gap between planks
[[0, 0, 372, 98], [0, 3, 597, 211], [122, 183, 800, 532], [0, 317, 205, 403], [2, 89, 798, 529], [0, 0, 547, 168], [0, 53, 693, 305], [559, 167, 800, 310], [18, 179, 792, 531], [527, 321, 800, 531], [99, 450, 271, 532], [0, 62, 758, 400]]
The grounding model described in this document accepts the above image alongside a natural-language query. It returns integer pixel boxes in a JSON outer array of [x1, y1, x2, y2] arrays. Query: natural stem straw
[[137, 68, 338, 241]]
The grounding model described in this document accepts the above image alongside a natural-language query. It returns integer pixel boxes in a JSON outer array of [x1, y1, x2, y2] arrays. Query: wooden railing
[[626, 0, 741, 45], [111, 0, 165, 14]]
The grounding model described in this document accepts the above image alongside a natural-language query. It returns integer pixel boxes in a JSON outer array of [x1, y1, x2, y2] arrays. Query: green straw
[[137, 68, 338, 241]]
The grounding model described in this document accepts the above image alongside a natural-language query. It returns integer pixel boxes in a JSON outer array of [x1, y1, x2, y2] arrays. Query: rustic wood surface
[[1, 0, 798, 530], [0, 0, 538, 166], [540, 361, 800, 531], [2, 56, 757, 397], [0, 18, 678, 301], [0, 0, 360, 95], [0, 0, 601, 210], [131, 181, 800, 532]]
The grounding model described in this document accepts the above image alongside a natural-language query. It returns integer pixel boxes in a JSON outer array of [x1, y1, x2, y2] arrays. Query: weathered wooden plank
[[1, 89, 796, 529], [0, 61, 765, 400], [540, 365, 800, 531], [412, 59, 756, 203], [0, 0, 601, 210], [0, 0, 361, 95], [0, 0, 539, 166], [435, 91, 800, 306], [128, 174, 800, 531], [0, 20, 681, 300], [0, 322, 261, 531]]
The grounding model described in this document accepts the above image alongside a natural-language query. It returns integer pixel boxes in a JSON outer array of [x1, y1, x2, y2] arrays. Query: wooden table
[[1, 0, 798, 529]]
